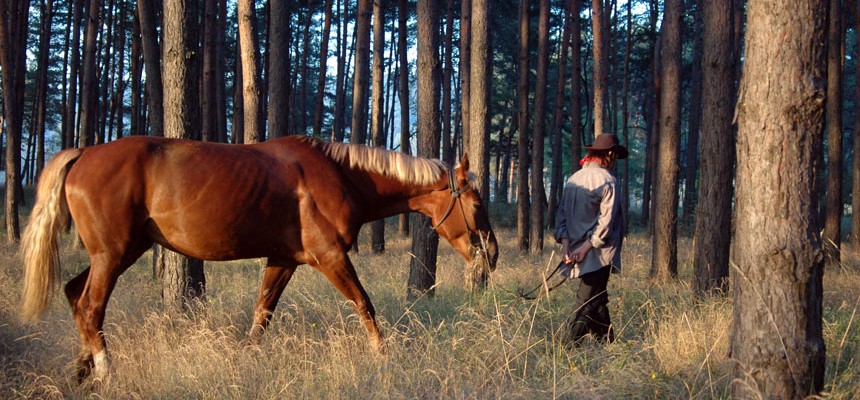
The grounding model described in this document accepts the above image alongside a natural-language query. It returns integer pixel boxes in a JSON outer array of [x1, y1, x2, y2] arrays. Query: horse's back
[[63, 136, 345, 261]]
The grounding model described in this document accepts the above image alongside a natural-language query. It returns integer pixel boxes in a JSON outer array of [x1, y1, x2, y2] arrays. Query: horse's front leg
[[248, 260, 298, 344], [314, 252, 385, 353]]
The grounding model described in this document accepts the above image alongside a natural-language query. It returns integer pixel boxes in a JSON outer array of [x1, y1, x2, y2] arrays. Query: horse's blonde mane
[[316, 139, 446, 186]]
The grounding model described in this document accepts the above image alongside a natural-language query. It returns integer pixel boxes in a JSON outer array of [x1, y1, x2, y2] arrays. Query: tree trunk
[[397, 0, 411, 236], [464, 0, 491, 290], [130, 9, 142, 136], [268, 0, 291, 138], [853, 0, 860, 253], [824, 0, 843, 267], [216, 0, 228, 142], [441, 0, 454, 165], [0, 0, 29, 242], [137, 0, 164, 136], [113, 0, 127, 140], [529, 0, 549, 254], [201, 0, 217, 142], [640, 0, 659, 228], [516, 0, 530, 252], [65, 0, 83, 147], [460, 0, 471, 152], [297, 6, 312, 134], [351, 0, 371, 146], [370, 0, 386, 254], [650, 0, 681, 283], [78, 0, 100, 148], [312, 0, 333, 138], [692, 0, 735, 297], [731, 1, 827, 396], [333, 0, 347, 142], [547, 2, 571, 230], [682, 0, 703, 225], [162, 0, 206, 313], [31, 0, 54, 178], [407, 0, 441, 299], [570, 0, 582, 172], [620, 0, 631, 232], [591, 0, 608, 135], [238, 0, 262, 143]]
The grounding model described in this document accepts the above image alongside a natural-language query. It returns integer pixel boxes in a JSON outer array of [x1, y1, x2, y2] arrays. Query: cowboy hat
[[584, 134, 628, 159]]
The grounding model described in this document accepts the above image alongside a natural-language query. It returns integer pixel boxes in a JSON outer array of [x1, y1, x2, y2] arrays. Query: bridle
[[431, 168, 474, 231]]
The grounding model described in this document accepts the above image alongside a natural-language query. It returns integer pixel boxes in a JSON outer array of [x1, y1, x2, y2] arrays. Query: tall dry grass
[[0, 223, 857, 399]]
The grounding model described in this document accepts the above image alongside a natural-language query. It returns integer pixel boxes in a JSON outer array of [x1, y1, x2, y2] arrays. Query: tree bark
[[460, 0, 471, 153], [333, 0, 347, 142], [370, 0, 386, 254], [824, 0, 843, 267], [640, 0, 659, 228], [591, 0, 608, 135], [31, 0, 54, 178], [313, 0, 334, 138], [397, 0, 411, 236], [853, 0, 860, 253], [161, 0, 206, 312], [238, 0, 262, 143], [731, 1, 827, 396], [682, 0, 703, 225], [547, 2, 571, 230], [692, 0, 735, 296], [650, 0, 681, 283], [351, 0, 372, 146], [620, 0, 631, 232], [137, 0, 164, 136], [268, 0, 291, 138], [570, 0, 582, 173], [130, 9, 142, 136], [441, 0, 454, 165], [464, 0, 491, 290], [201, 0, 217, 142], [407, 0, 441, 299], [529, 0, 549, 254], [297, 5, 312, 134], [78, 0, 100, 148], [516, 0, 530, 252]]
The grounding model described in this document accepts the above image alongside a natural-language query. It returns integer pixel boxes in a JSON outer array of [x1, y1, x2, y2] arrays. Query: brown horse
[[19, 135, 498, 381]]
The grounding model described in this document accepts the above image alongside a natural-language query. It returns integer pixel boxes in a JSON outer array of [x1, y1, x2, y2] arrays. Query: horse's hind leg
[[64, 267, 95, 381], [248, 260, 298, 344], [66, 239, 151, 382]]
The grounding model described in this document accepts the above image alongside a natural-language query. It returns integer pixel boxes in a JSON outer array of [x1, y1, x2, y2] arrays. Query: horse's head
[[431, 154, 498, 272]]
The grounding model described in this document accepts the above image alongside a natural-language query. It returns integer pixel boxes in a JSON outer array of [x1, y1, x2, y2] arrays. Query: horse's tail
[[20, 148, 83, 323]]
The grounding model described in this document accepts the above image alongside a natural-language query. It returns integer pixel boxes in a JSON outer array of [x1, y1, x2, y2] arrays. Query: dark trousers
[[562, 265, 614, 345]]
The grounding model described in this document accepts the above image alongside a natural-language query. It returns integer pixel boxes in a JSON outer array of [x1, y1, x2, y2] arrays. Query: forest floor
[[0, 215, 858, 399]]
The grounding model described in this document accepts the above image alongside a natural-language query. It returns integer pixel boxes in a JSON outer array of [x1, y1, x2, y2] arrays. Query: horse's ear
[[459, 153, 470, 172]]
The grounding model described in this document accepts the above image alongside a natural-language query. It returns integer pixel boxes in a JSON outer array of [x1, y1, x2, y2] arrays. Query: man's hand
[[561, 238, 574, 264], [571, 241, 593, 263]]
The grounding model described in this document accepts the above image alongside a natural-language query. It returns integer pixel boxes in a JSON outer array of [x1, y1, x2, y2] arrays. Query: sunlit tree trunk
[[731, 1, 827, 396], [162, 0, 206, 312], [351, 0, 371, 146], [692, 0, 735, 297], [407, 0, 441, 299], [370, 0, 386, 254], [78, 0, 100, 148], [441, 0, 454, 165], [397, 0, 411, 236], [460, 0, 471, 152], [651, 0, 681, 283], [238, 0, 262, 143]]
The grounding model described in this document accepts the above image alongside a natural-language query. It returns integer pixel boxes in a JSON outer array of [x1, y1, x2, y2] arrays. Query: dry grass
[[0, 224, 858, 399]]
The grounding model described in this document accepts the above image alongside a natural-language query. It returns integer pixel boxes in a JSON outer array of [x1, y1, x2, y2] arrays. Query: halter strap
[[431, 168, 472, 230]]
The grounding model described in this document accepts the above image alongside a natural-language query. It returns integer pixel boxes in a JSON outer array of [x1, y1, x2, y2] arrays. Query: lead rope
[[513, 261, 568, 300]]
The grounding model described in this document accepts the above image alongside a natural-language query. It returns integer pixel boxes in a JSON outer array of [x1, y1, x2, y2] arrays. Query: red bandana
[[579, 157, 606, 167]]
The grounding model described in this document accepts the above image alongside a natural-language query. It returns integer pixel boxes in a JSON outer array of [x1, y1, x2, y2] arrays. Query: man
[[555, 133, 627, 345]]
